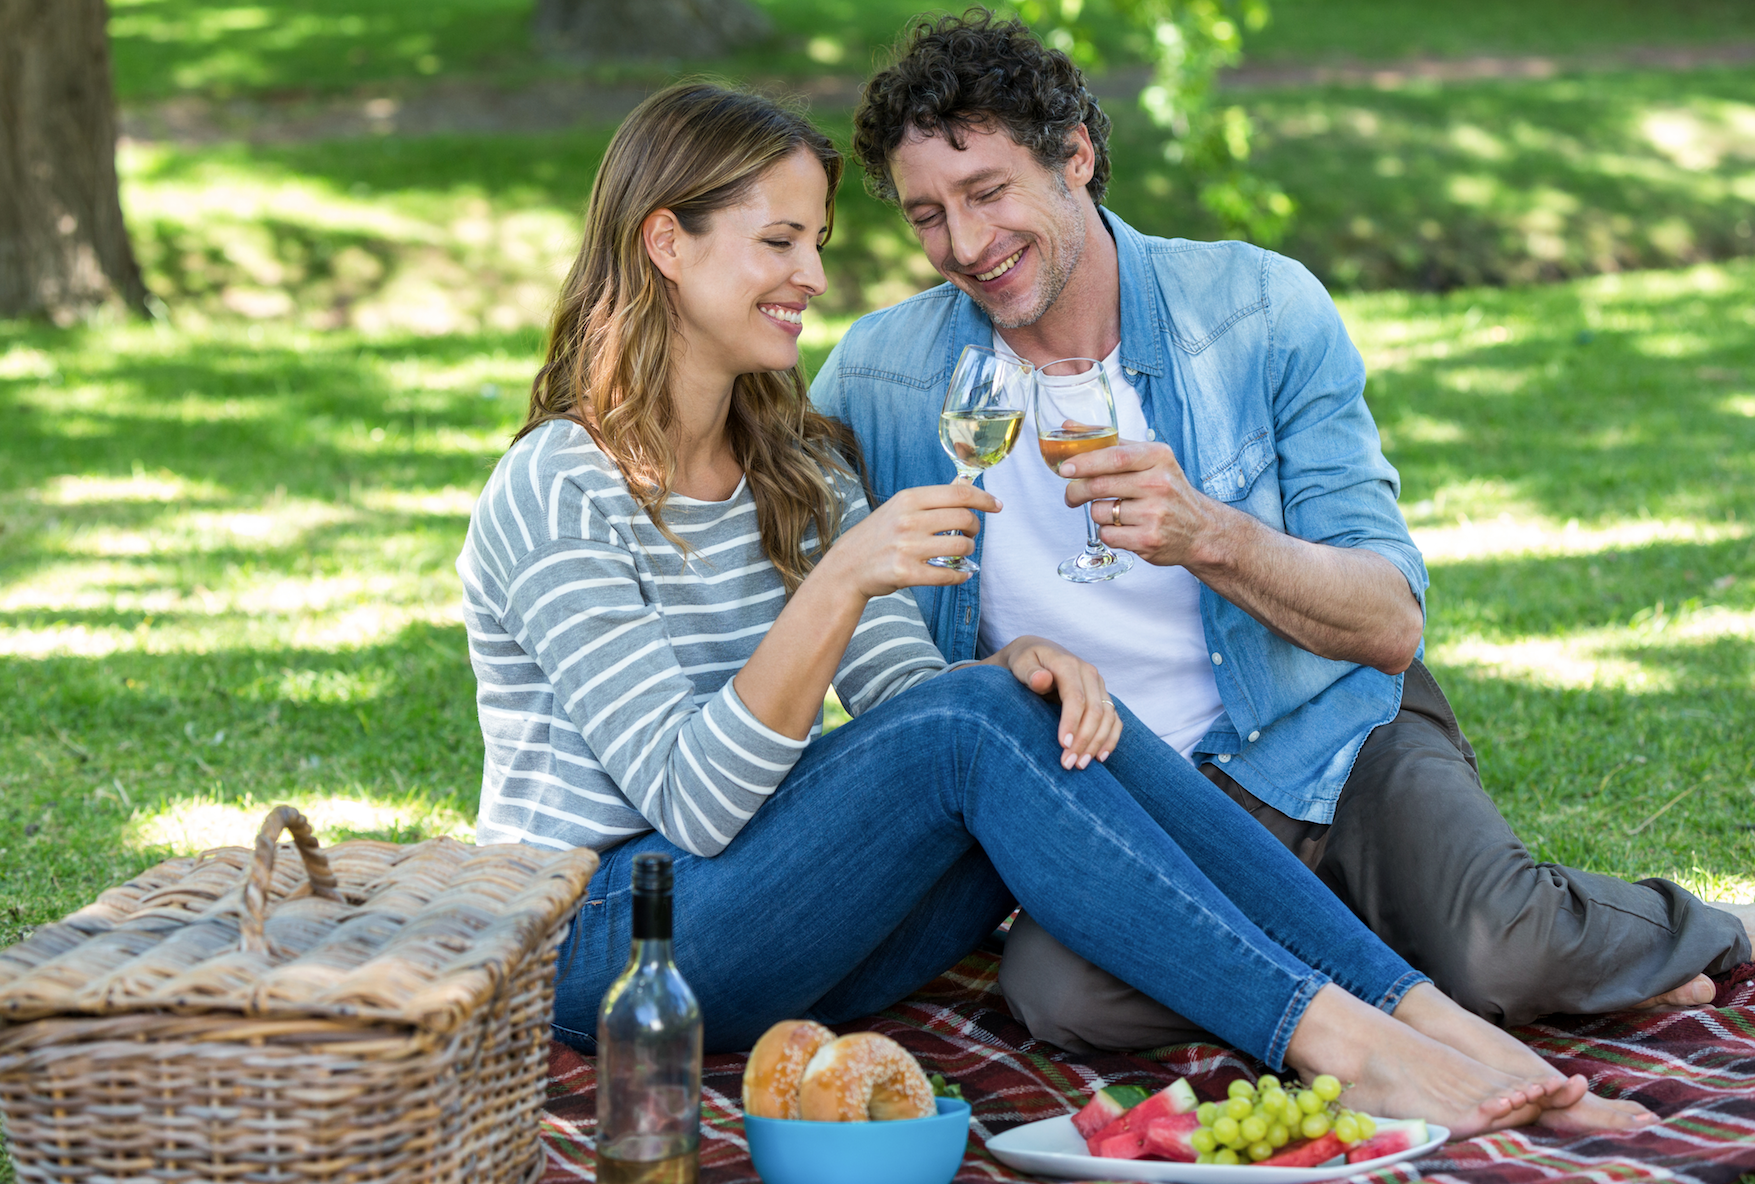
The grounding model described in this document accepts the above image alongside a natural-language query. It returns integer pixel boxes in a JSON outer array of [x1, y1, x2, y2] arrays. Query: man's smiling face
[[890, 121, 1093, 330]]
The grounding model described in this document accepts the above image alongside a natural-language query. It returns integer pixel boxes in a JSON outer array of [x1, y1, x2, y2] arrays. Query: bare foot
[[1286, 985, 1556, 1139], [1392, 983, 1656, 1132], [1633, 973, 1715, 1010], [1536, 1093, 1659, 1133]]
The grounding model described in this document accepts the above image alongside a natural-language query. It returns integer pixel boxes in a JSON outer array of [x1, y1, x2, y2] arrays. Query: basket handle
[[240, 805, 342, 954]]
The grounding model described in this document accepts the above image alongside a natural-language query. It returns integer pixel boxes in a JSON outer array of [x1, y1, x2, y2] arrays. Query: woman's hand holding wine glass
[[821, 482, 1001, 599], [929, 344, 1031, 572]]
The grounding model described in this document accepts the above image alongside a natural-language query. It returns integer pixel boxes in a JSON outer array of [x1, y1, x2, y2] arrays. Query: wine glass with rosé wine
[[927, 344, 1032, 573], [1032, 356, 1134, 583]]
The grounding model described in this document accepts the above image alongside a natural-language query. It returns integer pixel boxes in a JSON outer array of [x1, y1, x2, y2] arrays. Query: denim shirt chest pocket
[[1197, 427, 1275, 506]]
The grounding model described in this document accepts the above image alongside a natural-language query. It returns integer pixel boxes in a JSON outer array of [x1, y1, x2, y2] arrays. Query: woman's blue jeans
[[552, 666, 1426, 1068]]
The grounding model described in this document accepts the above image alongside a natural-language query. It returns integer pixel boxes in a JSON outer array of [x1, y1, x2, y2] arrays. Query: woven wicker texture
[[0, 806, 598, 1184]]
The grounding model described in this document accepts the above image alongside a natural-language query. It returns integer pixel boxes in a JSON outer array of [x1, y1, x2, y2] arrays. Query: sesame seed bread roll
[[743, 1020, 837, 1119], [797, 1032, 935, 1122]]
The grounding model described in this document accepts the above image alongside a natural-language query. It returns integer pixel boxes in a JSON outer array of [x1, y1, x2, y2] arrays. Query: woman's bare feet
[[1392, 983, 1656, 1133], [1286, 985, 1559, 1139]]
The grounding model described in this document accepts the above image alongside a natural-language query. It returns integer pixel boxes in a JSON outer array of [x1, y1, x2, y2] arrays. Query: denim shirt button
[[1217, 753, 1232, 763], [1211, 652, 1223, 665], [1125, 366, 1137, 376], [1247, 730, 1260, 742], [1145, 428, 1156, 441]]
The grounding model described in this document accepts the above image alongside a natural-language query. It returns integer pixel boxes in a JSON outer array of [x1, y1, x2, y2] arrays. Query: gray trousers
[[999, 661, 1752, 1053]]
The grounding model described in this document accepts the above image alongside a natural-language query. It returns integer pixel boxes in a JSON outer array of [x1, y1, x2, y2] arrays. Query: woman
[[457, 82, 1650, 1136]]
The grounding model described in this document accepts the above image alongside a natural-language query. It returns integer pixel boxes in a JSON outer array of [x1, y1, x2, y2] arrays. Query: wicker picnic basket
[[0, 805, 598, 1184]]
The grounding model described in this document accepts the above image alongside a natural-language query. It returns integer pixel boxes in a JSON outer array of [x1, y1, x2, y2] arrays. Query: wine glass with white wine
[[1033, 356, 1134, 582], [928, 344, 1031, 572]]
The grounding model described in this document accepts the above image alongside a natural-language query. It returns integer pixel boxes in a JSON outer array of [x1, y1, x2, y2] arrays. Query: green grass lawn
[[105, 0, 1755, 103], [115, 59, 1755, 334], [5, 258, 1754, 960], [1249, 0, 1755, 64]]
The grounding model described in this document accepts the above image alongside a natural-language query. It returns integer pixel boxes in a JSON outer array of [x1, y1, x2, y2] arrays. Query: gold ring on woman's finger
[[1109, 500, 1123, 528], [1100, 699, 1114, 709]]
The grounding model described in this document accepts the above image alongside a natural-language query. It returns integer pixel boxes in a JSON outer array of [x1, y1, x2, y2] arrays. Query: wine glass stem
[[1082, 501, 1108, 555]]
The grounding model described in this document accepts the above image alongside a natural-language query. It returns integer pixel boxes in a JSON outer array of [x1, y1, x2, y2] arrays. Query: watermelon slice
[[1091, 1128, 1151, 1160], [1262, 1132, 1344, 1168], [1084, 1078, 1200, 1158], [1072, 1085, 1151, 1140], [1346, 1118, 1429, 1163], [1142, 1113, 1203, 1162]]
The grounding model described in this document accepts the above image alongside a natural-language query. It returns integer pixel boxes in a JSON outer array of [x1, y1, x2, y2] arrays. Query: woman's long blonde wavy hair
[[517, 82, 861, 593]]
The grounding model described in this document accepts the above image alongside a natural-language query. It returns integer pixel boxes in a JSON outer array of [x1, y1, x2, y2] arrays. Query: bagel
[[798, 1031, 936, 1122], [743, 1020, 836, 1119]]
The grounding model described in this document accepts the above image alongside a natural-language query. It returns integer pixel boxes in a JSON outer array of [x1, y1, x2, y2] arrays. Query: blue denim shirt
[[810, 210, 1429, 824]]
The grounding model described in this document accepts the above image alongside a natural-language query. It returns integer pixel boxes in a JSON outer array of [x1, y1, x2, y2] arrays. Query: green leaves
[[1020, 0, 1294, 243]]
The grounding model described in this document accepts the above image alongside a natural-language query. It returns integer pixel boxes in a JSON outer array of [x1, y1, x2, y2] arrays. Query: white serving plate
[[985, 1114, 1447, 1183]]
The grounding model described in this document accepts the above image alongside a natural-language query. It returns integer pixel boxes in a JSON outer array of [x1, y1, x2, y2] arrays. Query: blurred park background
[[4, 0, 1755, 964]]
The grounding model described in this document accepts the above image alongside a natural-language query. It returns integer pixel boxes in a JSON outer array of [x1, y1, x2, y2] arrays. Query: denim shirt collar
[[1106, 209, 1166, 380]]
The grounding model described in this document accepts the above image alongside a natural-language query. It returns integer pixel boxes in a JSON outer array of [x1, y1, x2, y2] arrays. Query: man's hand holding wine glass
[[1058, 440, 1425, 673], [1056, 439, 1223, 571]]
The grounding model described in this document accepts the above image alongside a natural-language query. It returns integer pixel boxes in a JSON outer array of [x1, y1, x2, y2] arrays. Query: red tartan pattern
[[539, 951, 1755, 1184]]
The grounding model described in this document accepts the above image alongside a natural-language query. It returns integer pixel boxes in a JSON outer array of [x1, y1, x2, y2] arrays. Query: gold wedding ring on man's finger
[[1109, 500, 1123, 528]]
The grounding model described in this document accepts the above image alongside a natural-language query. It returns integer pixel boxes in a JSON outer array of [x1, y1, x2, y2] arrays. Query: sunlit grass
[[1249, 0, 1755, 63], [1209, 69, 1755, 289], [115, 68, 1755, 335], [131, 790, 473, 851], [1333, 264, 1755, 881]]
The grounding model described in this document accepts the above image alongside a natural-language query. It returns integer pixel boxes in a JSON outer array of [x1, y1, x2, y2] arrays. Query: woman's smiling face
[[649, 147, 831, 390]]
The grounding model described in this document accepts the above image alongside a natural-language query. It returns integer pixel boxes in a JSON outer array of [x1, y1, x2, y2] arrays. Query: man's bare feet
[[1285, 985, 1558, 1139], [1391, 984, 1658, 1132], [1392, 983, 1656, 1132], [1633, 972, 1715, 1010]]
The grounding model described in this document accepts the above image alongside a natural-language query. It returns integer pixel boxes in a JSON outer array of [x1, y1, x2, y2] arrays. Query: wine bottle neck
[[629, 937, 675, 970], [631, 890, 672, 941]]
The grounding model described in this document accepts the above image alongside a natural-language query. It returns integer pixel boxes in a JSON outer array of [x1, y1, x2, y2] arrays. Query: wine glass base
[[1058, 549, 1133, 583], [927, 555, 979, 573]]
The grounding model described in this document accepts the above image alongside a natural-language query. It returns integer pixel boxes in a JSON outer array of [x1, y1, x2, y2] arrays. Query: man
[[810, 11, 1751, 1052]]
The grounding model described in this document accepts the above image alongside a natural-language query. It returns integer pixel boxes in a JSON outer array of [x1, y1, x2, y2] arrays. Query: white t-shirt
[[978, 337, 1227, 758]]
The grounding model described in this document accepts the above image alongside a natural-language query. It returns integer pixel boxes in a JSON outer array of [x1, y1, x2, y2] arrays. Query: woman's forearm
[[732, 551, 869, 739]]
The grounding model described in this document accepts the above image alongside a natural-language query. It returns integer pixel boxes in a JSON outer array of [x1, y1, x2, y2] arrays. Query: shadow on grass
[[1352, 275, 1755, 526], [0, 321, 539, 503], [1433, 648, 1755, 882], [1429, 536, 1755, 638], [0, 619, 482, 942]]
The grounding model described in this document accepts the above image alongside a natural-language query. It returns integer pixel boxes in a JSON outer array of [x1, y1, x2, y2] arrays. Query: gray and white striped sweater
[[456, 418, 951, 857]]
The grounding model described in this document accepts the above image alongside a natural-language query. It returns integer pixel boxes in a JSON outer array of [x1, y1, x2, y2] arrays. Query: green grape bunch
[[1189, 1073, 1377, 1165]]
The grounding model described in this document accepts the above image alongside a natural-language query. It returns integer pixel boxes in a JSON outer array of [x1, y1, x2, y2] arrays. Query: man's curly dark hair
[[852, 9, 1112, 207]]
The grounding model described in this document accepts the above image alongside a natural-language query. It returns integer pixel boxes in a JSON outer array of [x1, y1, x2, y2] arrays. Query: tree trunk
[[0, 0, 148, 323], [533, 0, 771, 62]]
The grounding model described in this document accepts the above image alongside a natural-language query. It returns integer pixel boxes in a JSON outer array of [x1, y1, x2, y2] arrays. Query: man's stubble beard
[[976, 182, 1087, 331]]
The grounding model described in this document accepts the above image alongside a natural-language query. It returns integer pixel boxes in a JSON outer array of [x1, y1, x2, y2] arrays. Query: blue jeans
[[552, 666, 1427, 1068]]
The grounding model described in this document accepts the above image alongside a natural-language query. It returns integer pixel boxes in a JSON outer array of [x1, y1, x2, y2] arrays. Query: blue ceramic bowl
[[743, 1098, 971, 1184]]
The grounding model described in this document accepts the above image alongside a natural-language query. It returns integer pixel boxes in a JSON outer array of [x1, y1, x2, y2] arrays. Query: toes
[[1634, 973, 1717, 1010], [1543, 1074, 1588, 1110], [1483, 1100, 1544, 1133]]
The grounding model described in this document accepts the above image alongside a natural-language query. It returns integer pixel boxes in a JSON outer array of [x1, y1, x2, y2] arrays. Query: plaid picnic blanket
[[539, 949, 1755, 1184]]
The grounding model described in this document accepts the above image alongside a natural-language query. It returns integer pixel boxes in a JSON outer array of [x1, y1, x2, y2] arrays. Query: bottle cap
[[632, 853, 673, 894]]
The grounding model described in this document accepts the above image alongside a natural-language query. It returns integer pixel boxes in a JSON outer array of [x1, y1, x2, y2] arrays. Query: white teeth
[[760, 305, 803, 324], [975, 250, 1022, 282]]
